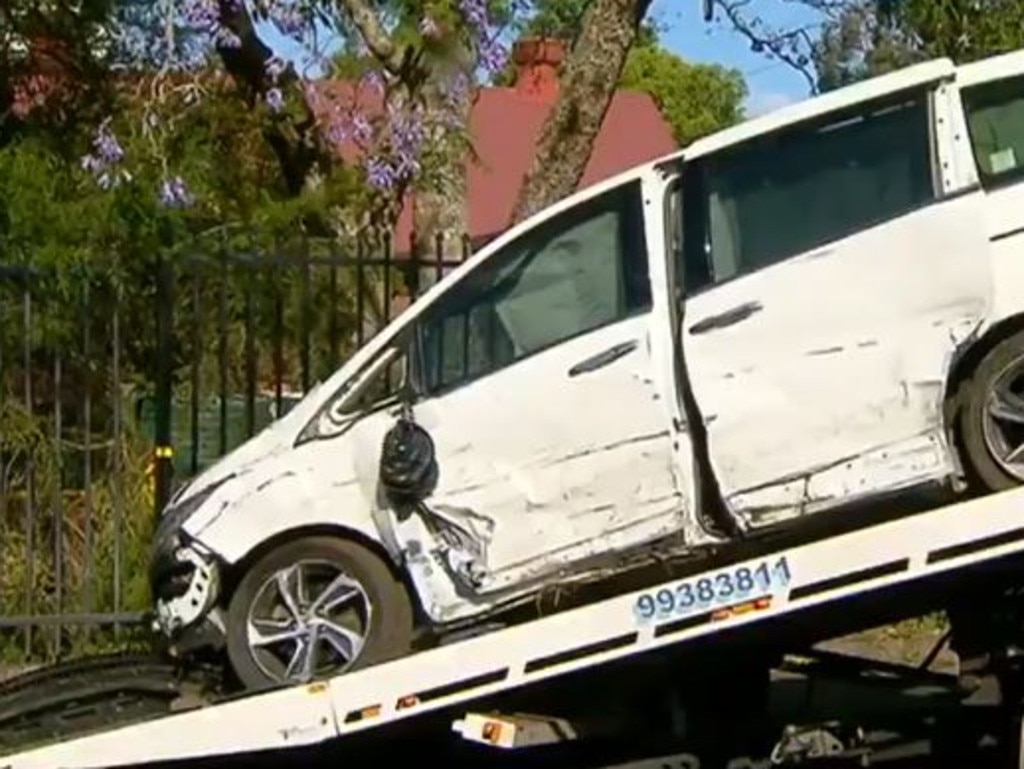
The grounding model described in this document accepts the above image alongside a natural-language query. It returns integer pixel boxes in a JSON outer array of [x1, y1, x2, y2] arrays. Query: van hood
[[164, 381, 327, 512]]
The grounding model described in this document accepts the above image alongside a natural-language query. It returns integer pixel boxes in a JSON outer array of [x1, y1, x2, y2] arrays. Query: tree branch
[[713, 0, 820, 93], [335, 0, 404, 75], [215, 0, 324, 196]]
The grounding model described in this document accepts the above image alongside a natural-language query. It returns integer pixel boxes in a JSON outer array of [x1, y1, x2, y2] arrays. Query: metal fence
[[0, 233, 469, 665], [0, 262, 147, 666]]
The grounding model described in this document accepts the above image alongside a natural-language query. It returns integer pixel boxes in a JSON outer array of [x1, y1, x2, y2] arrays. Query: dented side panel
[[681, 189, 993, 527], [401, 313, 684, 609]]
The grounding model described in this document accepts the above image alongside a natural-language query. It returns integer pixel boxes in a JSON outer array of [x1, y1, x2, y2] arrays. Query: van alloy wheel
[[225, 536, 414, 691], [245, 560, 373, 684], [982, 357, 1024, 483], [958, 329, 1024, 492]]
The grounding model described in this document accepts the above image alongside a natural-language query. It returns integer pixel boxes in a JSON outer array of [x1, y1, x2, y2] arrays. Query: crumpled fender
[[182, 462, 388, 567]]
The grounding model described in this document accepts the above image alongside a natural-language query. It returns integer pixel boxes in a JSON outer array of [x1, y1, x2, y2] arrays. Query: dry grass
[[0, 401, 156, 664]]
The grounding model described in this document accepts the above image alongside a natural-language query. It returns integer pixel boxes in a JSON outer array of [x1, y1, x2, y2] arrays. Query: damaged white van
[[151, 49, 1024, 691]]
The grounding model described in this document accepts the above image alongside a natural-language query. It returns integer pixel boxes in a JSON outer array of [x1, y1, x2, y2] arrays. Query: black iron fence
[[0, 262, 151, 667], [0, 233, 469, 666]]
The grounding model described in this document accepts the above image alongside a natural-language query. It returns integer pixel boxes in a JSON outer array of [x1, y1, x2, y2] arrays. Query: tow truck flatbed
[[9, 487, 1024, 768]]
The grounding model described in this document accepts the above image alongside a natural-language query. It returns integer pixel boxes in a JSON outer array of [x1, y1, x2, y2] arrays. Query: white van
[[150, 49, 1024, 691]]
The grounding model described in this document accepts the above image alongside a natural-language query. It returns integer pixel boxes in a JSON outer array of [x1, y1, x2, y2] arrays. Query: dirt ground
[[818, 615, 958, 673]]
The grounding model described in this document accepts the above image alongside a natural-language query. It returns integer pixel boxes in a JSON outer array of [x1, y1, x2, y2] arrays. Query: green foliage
[[814, 0, 1024, 92], [0, 61, 384, 663], [889, 0, 1024, 63], [620, 46, 747, 146], [0, 134, 160, 659], [504, 0, 657, 45], [0, 138, 121, 271], [814, 1, 920, 92], [514, 0, 591, 40]]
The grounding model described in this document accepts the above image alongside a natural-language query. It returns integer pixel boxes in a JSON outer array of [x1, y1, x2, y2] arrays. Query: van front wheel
[[224, 536, 414, 691]]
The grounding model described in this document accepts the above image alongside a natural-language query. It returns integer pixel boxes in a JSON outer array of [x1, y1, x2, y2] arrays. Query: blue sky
[[649, 0, 825, 115], [260, 1, 827, 116]]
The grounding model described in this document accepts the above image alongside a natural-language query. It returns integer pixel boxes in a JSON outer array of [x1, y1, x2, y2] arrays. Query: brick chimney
[[512, 37, 564, 102]]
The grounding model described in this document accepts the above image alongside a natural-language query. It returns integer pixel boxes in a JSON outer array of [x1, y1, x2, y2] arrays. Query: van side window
[[683, 90, 935, 292], [414, 181, 651, 395], [962, 74, 1024, 188]]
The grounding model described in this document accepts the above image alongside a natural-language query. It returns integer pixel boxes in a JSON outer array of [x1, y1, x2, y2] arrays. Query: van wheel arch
[[219, 524, 422, 621], [944, 315, 1024, 490], [224, 534, 416, 690]]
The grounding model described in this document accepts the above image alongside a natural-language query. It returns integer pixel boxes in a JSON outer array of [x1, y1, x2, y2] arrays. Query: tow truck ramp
[[9, 487, 1024, 768]]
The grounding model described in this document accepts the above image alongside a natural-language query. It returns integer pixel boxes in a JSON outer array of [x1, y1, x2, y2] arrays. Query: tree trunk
[[411, 45, 473, 296], [508, 0, 654, 225], [412, 116, 469, 293], [412, 166, 468, 292]]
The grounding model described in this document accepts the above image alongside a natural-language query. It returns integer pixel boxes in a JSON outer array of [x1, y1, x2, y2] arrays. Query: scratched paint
[[680, 183, 993, 529], [385, 311, 686, 611]]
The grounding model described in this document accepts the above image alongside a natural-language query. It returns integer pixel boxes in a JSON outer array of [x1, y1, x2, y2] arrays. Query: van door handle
[[568, 340, 638, 377], [688, 301, 763, 335]]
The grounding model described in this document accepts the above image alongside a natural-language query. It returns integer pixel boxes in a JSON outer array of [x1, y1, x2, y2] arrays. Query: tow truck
[[11, 44, 1024, 769], [7, 487, 1024, 767]]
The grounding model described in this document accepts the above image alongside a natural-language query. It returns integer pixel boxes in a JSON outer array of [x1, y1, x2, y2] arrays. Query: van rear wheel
[[958, 330, 1024, 492]]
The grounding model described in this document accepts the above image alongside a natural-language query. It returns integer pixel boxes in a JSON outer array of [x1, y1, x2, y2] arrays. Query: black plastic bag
[[379, 411, 439, 505]]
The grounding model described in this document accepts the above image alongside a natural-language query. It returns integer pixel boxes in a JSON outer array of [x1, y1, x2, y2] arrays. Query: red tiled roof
[[311, 42, 678, 255], [452, 86, 677, 247]]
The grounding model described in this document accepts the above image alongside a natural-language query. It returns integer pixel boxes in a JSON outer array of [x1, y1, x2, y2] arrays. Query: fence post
[[153, 250, 175, 516]]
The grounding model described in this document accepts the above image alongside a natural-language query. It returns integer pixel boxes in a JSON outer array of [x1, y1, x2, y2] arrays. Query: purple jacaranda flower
[[351, 113, 372, 143], [182, 0, 217, 30], [393, 148, 421, 180], [360, 69, 385, 95], [183, 0, 241, 47], [365, 156, 396, 190], [214, 27, 242, 48], [93, 122, 124, 165], [459, 0, 488, 27], [326, 116, 349, 145], [479, 36, 509, 74], [80, 154, 102, 174], [266, 56, 287, 82], [159, 176, 194, 208], [80, 120, 130, 188], [266, 87, 284, 112], [271, 5, 307, 38]]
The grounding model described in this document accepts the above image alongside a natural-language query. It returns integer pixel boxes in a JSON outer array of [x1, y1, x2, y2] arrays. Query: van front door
[[401, 180, 687, 601]]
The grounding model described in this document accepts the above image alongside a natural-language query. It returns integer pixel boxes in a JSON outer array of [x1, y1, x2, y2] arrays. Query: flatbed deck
[[8, 488, 1024, 768]]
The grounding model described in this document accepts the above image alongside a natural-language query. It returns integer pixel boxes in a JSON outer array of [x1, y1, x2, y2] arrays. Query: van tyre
[[225, 536, 414, 691], [958, 330, 1024, 492]]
